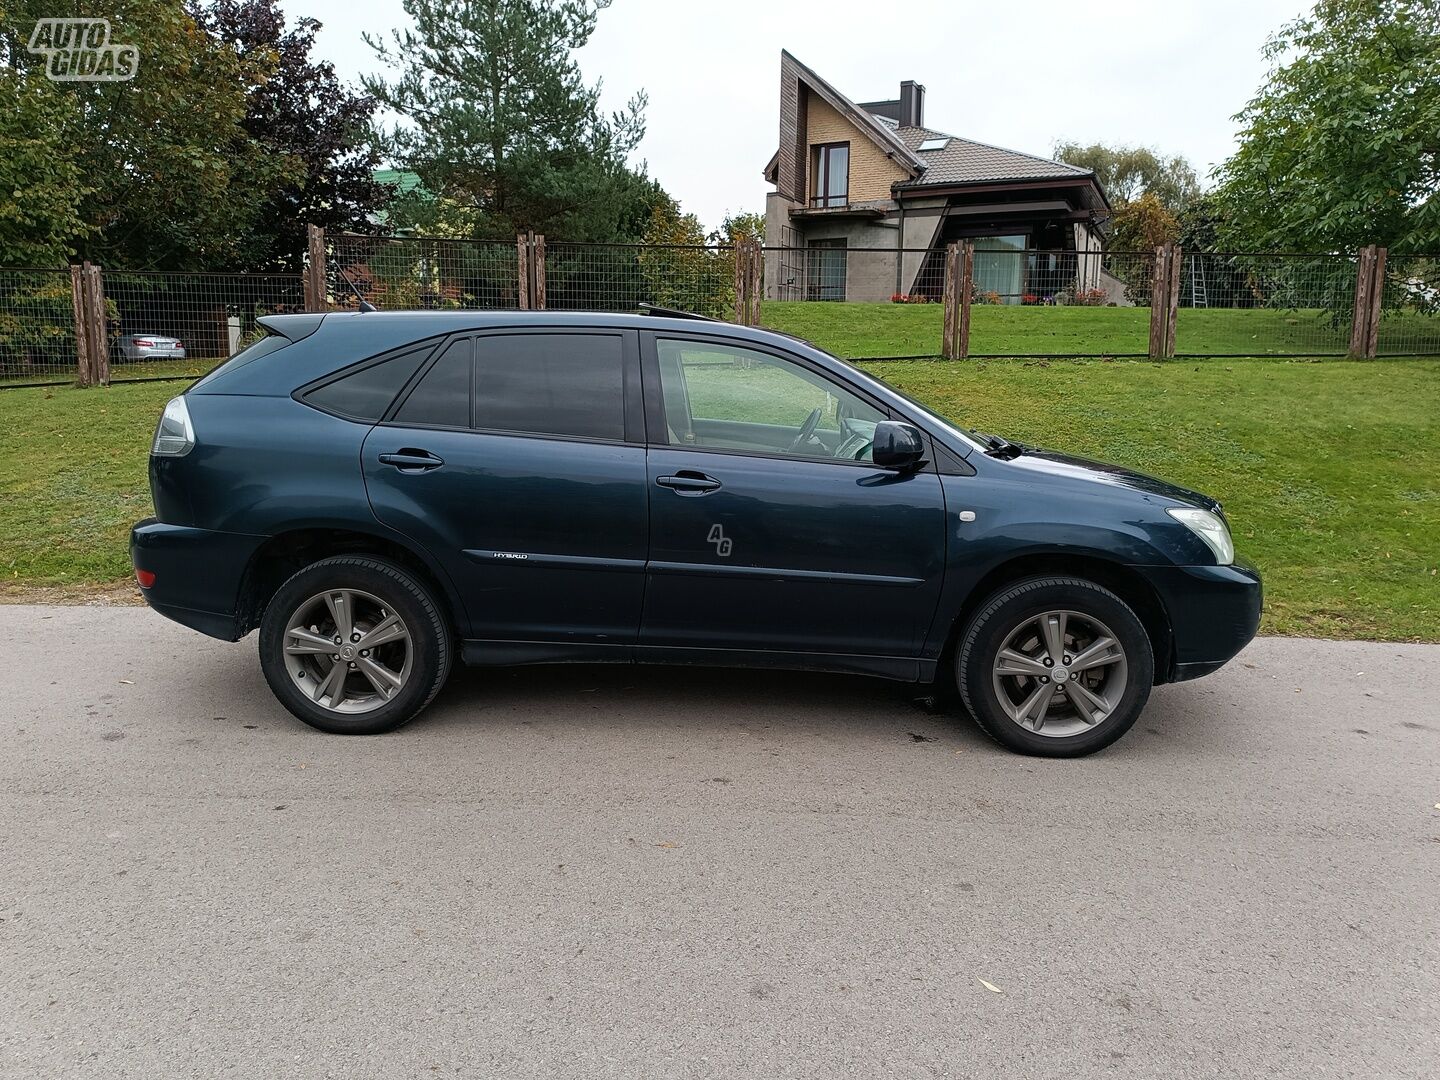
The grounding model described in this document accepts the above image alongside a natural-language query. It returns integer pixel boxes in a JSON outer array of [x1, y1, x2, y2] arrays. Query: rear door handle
[[378, 449, 445, 472], [656, 471, 721, 495]]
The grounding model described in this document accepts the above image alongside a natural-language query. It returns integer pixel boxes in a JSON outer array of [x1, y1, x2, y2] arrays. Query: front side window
[[473, 333, 625, 441], [655, 339, 886, 462], [811, 143, 849, 208]]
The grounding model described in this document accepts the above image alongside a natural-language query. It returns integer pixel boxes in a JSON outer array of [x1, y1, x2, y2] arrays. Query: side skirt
[[460, 639, 933, 683]]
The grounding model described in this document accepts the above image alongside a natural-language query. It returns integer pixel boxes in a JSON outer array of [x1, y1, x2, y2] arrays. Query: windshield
[[843, 364, 984, 452]]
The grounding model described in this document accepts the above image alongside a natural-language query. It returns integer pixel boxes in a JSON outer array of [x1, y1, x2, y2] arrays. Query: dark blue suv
[[131, 310, 1260, 756]]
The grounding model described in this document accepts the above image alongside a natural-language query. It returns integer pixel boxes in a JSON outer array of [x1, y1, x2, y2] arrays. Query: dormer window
[[811, 142, 849, 208]]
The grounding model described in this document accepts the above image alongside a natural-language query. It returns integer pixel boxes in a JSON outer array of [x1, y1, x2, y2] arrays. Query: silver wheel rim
[[990, 609, 1128, 738], [282, 588, 412, 715]]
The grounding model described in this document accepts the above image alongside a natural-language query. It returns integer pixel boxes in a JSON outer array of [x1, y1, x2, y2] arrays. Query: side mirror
[[872, 421, 926, 470]]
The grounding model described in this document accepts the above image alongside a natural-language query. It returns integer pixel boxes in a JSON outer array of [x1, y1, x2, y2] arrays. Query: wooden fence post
[[1148, 244, 1174, 359], [747, 242, 763, 326], [1165, 243, 1182, 358], [304, 225, 327, 312], [958, 240, 974, 359], [516, 232, 531, 310], [69, 264, 92, 387], [532, 233, 546, 310], [733, 241, 747, 323], [1364, 247, 1387, 359], [731, 241, 761, 326], [941, 242, 960, 359], [1347, 246, 1374, 358], [83, 262, 109, 385]]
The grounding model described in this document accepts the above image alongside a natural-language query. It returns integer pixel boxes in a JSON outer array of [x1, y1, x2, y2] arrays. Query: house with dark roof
[[763, 51, 1113, 304]]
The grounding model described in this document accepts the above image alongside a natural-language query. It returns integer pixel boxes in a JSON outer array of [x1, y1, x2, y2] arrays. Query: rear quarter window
[[190, 332, 291, 391], [302, 346, 432, 421]]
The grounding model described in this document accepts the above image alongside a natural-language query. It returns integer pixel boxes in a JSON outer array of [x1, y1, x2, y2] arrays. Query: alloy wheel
[[990, 609, 1128, 737], [281, 588, 413, 714]]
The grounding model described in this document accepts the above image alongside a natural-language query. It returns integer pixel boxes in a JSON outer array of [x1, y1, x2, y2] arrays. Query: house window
[[810, 143, 849, 208]]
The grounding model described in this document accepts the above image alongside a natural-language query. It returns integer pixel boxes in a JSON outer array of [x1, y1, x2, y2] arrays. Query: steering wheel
[[787, 408, 822, 453]]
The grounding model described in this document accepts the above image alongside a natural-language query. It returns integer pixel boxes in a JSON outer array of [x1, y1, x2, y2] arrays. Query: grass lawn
[[763, 301, 1440, 359], [0, 355, 221, 387], [1, 359, 1436, 641]]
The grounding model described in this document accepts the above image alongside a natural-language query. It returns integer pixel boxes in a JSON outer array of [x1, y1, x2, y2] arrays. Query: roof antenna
[[336, 267, 377, 312]]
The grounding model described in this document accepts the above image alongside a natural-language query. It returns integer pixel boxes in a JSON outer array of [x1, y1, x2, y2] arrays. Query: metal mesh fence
[[102, 272, 305, 380], [3, 241, 1439, 388], [0, 269, 79, 385], [544, 242, 737, 318], [759, 246, 1157, 358], [1376, 254, 1440, 356], [1175, 253, 1355, 356], [329, 234, 521, 310]]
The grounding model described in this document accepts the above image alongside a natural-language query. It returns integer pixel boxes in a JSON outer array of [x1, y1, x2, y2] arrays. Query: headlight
[[151, 395, 195, 457], [1166, 507, 1233, 565]]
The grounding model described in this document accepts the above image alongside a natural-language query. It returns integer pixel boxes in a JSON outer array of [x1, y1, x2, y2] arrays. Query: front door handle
[[656, 471, 721, 495], [378, 449, 445, 472]]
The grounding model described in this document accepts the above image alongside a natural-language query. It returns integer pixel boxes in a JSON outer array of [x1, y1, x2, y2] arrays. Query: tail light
[[135, 568, 156, 588], [151, 396, 195, 456], [133, 338, 155, 347]]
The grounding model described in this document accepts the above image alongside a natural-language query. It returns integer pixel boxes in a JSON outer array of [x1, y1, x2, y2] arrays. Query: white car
[[119, 334, 186, 361]]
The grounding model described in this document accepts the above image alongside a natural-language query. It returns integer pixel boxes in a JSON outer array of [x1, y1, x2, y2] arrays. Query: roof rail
[[637, 303, 717, 322]]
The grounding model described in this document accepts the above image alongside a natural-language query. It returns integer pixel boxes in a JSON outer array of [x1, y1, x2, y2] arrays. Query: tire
[[956, 576, 1153, 757], [258, 556, 452, 735]]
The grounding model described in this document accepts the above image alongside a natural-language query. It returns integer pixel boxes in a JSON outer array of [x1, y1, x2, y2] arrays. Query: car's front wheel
[[258, 556, 452, 734], [956, 576, 1154, 757]]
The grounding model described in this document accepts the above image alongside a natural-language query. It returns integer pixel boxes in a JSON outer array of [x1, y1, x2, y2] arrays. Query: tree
[[190, 0, 389, 271], [1109, 192, 1180, 253], [1213, 0, 1440, 253], [0, 0, 280, 269], [0, 69, 90, 266], [1053, 142, 1201, 210], [636, 196, 732, 317], [715, 210, 765, 247], [364, 0, 653, 243]]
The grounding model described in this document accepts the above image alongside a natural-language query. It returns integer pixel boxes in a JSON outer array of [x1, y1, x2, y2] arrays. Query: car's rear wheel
[[258, 556, 451, 734], [956, 576, 1153, 757]]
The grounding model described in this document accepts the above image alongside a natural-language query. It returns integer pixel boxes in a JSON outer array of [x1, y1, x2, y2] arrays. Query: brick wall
[[804, 96, 907, 204]]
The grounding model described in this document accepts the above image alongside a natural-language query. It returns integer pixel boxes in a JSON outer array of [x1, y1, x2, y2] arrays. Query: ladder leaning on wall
[[1189, 254, 1209, 308]]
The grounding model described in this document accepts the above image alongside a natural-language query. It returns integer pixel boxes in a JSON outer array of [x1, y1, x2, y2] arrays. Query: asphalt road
[[2, 605, 1437, 1079]]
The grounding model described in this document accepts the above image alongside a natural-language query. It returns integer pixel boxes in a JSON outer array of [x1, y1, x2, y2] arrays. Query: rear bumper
[[130, 518, 267, 641], [1142, 558, 1263, 683]]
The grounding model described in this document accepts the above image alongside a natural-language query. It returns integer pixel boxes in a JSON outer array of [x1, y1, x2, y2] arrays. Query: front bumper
[[130, 518, 267, 640], [1141, 558, 1263, 683]]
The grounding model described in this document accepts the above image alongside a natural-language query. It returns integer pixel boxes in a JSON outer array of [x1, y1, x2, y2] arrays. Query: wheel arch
[[940, 553, 1175, 685], [234, 526, 462, 639]]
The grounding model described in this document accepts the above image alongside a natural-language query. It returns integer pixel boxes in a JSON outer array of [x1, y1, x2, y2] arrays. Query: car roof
[[266, 308, 792, 341], [203, 309, 825, 396]]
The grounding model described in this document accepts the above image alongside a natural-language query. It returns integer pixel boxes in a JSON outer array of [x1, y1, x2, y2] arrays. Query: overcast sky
[[301, 0, 1309, 232]]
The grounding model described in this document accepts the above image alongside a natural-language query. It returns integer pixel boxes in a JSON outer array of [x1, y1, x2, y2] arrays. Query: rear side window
[[393, 337, 472, 427], [473, 333, 624, 441], [305, 346, 430, 420], [192, 332, 291, 391]]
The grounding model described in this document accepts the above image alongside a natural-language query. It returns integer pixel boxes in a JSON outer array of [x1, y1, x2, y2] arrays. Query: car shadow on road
[[195, 639, 1225, 758]]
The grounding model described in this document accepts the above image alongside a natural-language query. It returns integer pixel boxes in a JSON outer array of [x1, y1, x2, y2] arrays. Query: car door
[[639, 333, 948, 659], [363, 328, 648, 647]]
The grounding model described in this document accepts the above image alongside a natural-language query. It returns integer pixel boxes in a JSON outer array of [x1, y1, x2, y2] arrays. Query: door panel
[[365, 429, 648, 642], [640, 335, 946, 657], [363, 328, 647, 644], [642, 449, 946, 655]]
